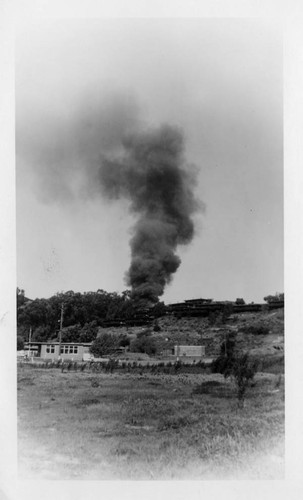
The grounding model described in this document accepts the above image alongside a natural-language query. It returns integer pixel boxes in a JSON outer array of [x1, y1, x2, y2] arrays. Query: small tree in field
[[212, 335, 258, 407], [230, 353, 258, 407]]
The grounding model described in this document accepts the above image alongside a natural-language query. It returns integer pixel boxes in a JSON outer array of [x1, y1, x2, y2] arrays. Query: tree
[[90, 332, 120, 357], [130, 335, 157, 355], [231, 353, 259, 407], [59, 324, 82, 343], [212, 335, 258, 407], [235, 298, 245, 305], [264, 292, 284, 303], [31, 325, 53, 342], [212, 333, 238, 377], [16, 288, 25, 308], [79, 321, 99, 343]]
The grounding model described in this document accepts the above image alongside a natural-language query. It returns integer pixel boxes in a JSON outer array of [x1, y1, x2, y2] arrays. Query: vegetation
[[235, 298, 245, 305], [90, 332, 120, 357], [130, 334, 157, 355], [153, 319, 161, 332], [60, 321, 99, 343], [17, 365, 284, 480], [264, 293, 284, 303], [241, 325, 270, 336], [212, 335, 258, 407], [16, 287, 151, 343], [208, 303, 233, 326], [17, 296, 284, 479]]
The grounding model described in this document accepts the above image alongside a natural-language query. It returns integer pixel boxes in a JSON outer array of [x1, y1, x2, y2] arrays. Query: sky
[[16, 18, 283, 304]]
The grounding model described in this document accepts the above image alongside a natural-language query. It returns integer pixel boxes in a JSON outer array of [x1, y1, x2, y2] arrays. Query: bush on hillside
[[241, 325, 270, 336], [137, 328, 152, 339], [90, 332, 120, 357], [153, 320, 161, 332], [78, 321, 99, 343], [208, 304, 233, 326], [119, 335, 130, 347], [31, 325, 53, 342], [60, 324, 82, 343], [130, 335, 157, 355]]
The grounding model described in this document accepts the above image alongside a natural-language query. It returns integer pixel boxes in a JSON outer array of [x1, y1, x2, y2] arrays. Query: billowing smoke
[[17, 92, 201, 303], [99, 125, 200, 303]]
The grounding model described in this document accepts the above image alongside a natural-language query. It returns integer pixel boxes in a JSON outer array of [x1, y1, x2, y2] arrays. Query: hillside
[[98, 308, 284, 369]]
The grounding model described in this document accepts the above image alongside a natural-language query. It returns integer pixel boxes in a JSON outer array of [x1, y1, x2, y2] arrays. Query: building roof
[[25, 341, 92, 346]]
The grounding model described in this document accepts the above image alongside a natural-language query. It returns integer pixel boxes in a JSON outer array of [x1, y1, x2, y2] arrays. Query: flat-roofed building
[[174, 345, 205, 358], [24, 342, 92, 361]]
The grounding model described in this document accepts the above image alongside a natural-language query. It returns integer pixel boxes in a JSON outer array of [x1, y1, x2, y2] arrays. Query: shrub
[[130, 335, 156, 355], [231, 353, 259, 406], [137, 328, 152, 339], [174, 360, 182, 372], [106, 359, 118, 373], [241, 325, 270, 335], [212, 335, 258, 407], [119, 335, 130, 348], [90, 332, 120, 357], [153, 320, 161, 332]]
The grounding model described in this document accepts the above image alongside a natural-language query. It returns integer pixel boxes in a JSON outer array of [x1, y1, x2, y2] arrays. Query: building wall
[[174, 345, 205, 357], [40, 344, 85, 361], [41, 344, 60, 359]]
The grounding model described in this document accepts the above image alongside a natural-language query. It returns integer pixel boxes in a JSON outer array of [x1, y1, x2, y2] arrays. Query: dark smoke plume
[[17, 91, 201, 303], [99, 125, 200, 303]]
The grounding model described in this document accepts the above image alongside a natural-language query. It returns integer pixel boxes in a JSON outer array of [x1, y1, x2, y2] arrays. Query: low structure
[[174, 345, 205, 358], [23, 342, 92, 361]]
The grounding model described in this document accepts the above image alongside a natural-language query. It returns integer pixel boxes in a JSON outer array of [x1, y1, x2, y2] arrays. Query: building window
[[60, 345, 79, 354], [46, 345, 55, 354]]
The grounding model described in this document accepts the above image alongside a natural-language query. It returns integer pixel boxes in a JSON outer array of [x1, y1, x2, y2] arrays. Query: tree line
[[17, 288, 155, 344]]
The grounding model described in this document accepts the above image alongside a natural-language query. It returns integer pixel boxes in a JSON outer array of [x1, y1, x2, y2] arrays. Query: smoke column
[[17, 92, 201, 303], [99, 124, 200, 303]]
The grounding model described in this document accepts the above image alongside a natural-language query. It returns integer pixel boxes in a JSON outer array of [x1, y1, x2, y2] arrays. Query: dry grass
[[18, 365, 284, 480]]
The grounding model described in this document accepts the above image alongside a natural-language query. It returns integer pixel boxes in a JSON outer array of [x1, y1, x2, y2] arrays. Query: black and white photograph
[[14, 17, 285, 482], [5, 2, 303, 497]]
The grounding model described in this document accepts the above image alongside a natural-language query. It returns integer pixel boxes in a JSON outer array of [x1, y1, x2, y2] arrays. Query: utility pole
[[58, 302, 64, 359], [28, 326, 32, 359]]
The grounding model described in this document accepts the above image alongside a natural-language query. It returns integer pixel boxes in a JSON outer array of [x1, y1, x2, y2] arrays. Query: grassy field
[[18, 363, 284, 480]]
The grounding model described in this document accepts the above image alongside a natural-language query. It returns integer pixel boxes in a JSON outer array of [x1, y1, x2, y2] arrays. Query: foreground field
[[18, 365, 284, 480]]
